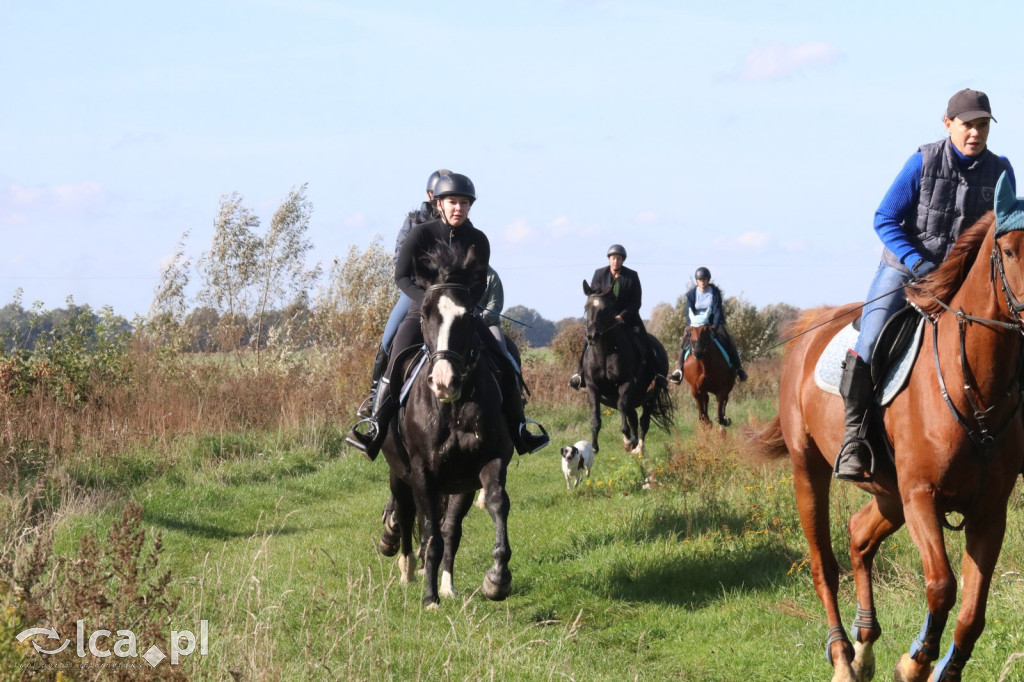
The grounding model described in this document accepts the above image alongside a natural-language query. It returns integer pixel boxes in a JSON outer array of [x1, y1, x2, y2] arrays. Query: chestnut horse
[[678, 311, 736, 426], [750, 211, 1024, 682], [381, 244, 514, 608]]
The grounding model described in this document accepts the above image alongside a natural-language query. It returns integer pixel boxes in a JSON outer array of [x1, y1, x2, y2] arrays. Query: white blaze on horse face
[[430, 296, 467, 401]]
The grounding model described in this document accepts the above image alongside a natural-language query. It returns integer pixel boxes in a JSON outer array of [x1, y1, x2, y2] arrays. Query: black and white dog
[[561, 440, 594, 490]]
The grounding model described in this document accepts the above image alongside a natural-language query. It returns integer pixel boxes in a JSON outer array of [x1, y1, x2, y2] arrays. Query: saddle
[[681, 329, 732, 367], [813, 306, 925, 406]]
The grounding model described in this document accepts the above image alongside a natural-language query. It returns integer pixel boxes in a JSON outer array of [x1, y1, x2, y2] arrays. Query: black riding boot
[[568, 344, 588, 390], [501, 371, 550, 454], [833, 350, 874, 481], [717, 329, 748, 381], [357, 345, 390, 418], [346, 378, 394, 461], [649, 346, 668, 388]]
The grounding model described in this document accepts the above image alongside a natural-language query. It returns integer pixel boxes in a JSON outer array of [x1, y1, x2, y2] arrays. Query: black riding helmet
[[695, 266, 711, 281], [426, 168, 452, 195], [607, 244, 627, 259], [433, 173, 476, 204]]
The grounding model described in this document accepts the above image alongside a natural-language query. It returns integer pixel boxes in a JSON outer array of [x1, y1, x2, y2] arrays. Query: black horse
[[581, 281, 674, 453], [381, 244, 514, 607]]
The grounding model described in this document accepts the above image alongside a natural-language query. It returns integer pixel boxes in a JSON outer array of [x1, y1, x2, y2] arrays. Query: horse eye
[[1004, 247, 1015, 259]]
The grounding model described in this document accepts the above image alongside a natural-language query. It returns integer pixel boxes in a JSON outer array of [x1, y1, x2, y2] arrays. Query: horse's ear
[[583, 280, 593, 296], [415, 252, 439, 285]]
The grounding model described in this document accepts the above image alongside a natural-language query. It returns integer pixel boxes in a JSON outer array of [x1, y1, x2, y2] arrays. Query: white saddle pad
[[813, 318, 925, 407]]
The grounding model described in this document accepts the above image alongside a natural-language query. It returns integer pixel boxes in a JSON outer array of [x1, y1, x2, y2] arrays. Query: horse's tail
[[648, 383, 676, 433], [743, 416, 790, 462]]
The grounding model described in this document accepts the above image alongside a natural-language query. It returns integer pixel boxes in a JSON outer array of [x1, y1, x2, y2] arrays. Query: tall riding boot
[[718, 329, 748, 381], [357, 345, 390, 418], [346, 378, 395, 461], [569, 344, 588, 390], [501, 371, 550, 454], [833, 350, 874, 481]]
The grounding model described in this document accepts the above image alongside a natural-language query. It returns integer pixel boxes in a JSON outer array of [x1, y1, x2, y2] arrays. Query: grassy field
[[25, 384, 1024, 681]]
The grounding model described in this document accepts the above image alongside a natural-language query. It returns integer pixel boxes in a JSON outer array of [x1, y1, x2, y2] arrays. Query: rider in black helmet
[[346, 173, 549, 461], [669, 267, 748, 383], [569, 244, 667, 390]]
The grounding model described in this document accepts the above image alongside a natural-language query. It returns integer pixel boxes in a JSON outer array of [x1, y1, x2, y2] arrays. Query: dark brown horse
[[381, 244, 514, 607], [678, 313, 736, 426], [581, 281, 674, 454], [749, 212, 1024, 681]]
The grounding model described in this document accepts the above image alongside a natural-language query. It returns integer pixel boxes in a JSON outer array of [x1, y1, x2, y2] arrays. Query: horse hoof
[[850, 640, 874, 681], [423, 596, 440, 609], [892, 653, 929, 682], [482, 570, 511, 601], [377, 535, 400, 557], [718, 418, 732, 427]]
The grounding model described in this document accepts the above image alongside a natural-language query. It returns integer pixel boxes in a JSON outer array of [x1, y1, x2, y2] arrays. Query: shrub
[[549, 321, 585, 368]]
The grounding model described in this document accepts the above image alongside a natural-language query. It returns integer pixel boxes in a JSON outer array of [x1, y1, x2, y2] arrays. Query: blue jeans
[[380, 293, 412, 352], [853, 260, 910, 363]]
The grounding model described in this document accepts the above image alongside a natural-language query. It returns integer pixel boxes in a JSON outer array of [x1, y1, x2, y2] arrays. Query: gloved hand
[[911, 257, 938, 279]]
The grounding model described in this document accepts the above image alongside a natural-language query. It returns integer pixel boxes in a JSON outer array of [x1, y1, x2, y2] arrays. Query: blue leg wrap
[[909, 612, 944, 662], [825, 624, 847, 665], [850, 606, 877, 643], [932, 643, 967, 681]]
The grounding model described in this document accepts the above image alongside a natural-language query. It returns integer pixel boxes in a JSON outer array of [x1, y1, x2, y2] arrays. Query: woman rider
[[346, 173, 549, 460], [669, 267, 747, 382]]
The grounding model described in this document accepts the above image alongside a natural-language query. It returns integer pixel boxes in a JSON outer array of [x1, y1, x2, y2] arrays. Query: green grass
[[43, 396, 1024, 680]]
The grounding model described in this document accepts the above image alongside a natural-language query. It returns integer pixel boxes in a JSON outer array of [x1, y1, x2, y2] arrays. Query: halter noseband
[[422, 283, 476, 380]]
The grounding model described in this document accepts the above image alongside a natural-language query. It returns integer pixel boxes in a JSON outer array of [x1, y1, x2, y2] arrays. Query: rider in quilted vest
[[833, 89, 1015, 482], [668, 267, 747, 383]]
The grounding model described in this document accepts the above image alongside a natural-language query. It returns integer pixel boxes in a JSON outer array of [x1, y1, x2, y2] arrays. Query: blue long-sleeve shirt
[[874, 145, 1015, 271]]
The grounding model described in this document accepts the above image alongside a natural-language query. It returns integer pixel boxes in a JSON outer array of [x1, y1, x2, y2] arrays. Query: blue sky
[[4, 0, 1024, 323]]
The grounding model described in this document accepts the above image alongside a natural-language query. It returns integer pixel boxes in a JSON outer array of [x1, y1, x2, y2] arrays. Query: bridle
[[921, 237, 1024, 528], [422, 283, 478, 387], [585, 294, 622, 341]]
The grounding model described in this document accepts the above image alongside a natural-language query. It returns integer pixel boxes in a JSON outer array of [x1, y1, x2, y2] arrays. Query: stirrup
[[669, 369, 682, 384], [832, 443, 873, 482], [345, 418, 379, 453], [518, 419, 550, 454]]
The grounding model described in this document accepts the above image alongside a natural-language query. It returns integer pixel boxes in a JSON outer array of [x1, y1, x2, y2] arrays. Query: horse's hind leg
[[618, 387, 639, 451], [847, 494, 904, 681], [790, 447, 859, 682], [480, 463, 512, 601], [439, 492, 475, 600], [634, 406, 652, 455]]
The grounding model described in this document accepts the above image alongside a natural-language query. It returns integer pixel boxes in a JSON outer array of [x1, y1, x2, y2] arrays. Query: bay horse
[[581, 281, 674, 454], [749, 209, 1024, 682], [381, 244, 514, 607], [679, 310, 736, 426]]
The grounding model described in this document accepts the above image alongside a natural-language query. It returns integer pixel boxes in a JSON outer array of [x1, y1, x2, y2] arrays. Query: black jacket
[[590, 265, 642, 326], [395, 218, 491, 307]]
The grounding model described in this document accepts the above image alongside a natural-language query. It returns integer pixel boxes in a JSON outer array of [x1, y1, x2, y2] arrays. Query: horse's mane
[[416, 242, 484, 289], [905, 212, 994, 314]]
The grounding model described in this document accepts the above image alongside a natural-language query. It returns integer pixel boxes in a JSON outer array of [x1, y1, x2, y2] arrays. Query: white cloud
[[634, 210, 660, 224], [737, 231, 770, 249], [739, 42, 840, 80], [3, 181, 104, 216], [504, 219, 533, 244]]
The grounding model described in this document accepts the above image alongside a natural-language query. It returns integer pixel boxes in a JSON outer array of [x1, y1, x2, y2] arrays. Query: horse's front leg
[[618, 385, 639, 451], [925, 505, 1010, 681], [439, 491, 475, 600], [587, 386, 602, 453], [894, 489, 956, 682], [847, 494, 904, 681], [636, 402, 653, 455], [716, 392, 731, 427], [692, 387, 710, 425], [391, 478, 418, 586], [480, 462, 512, 601], [410, 469, 444, 608]]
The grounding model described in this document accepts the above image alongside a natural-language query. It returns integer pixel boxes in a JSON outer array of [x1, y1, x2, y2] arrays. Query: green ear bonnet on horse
[[994, 171, 1024, 235]]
